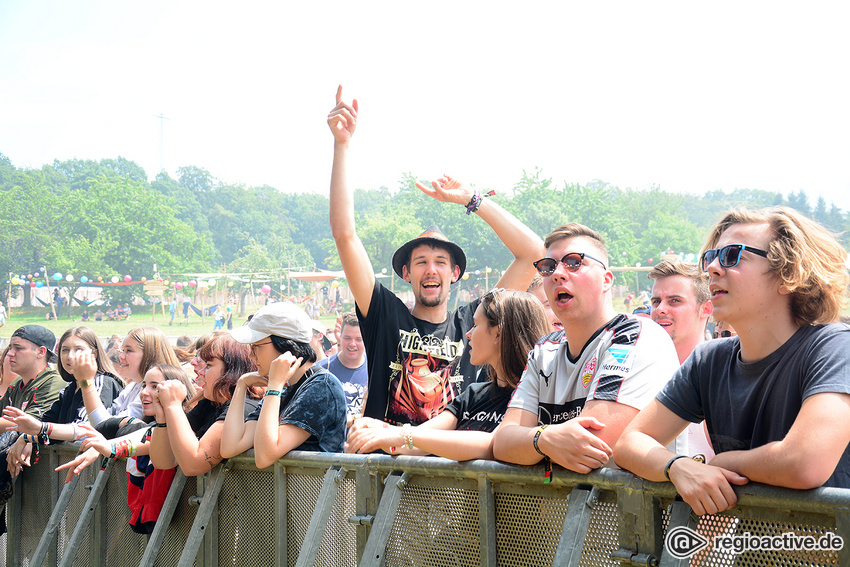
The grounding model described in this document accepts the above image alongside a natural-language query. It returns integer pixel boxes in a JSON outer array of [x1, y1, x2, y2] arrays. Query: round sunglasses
[[533, 252, 607, 277]]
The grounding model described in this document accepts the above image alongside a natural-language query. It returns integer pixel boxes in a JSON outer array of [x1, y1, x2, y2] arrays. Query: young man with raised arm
[[328, 86, 543, 426], [493, 224, 685, 474], [616, 207, 850, 516]]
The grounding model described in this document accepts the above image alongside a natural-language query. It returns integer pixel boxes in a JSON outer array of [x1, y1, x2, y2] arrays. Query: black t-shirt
[[445, 381, 514, 432], [42, 372, 122, 425], [357, 281, 480, 425], [186, 396, 260, 439], [245, 367, 346, 453], [658, 323, 850, 488]]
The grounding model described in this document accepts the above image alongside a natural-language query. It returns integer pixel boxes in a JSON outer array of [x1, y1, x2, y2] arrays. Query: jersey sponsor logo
[[607, 346, 631, 364], [581, 357, 597, 387], [538, 399, 585, 425]]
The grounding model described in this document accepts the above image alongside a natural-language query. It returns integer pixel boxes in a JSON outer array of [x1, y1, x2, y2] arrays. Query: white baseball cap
[[230, 302, 312, 344]]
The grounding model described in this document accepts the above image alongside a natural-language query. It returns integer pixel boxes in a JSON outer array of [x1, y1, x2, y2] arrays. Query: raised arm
[[328, 85, 376, 316], [220, 373, 265, 458], [416, 177, 543, 291], [152, 381, 223, 476], [708, 392, 850, 489]]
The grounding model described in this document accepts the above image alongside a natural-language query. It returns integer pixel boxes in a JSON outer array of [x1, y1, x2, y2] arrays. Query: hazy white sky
[[2, 1, 849, 211]]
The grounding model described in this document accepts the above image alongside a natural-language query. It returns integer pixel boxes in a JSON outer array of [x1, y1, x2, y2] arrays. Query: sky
[[2, 2, 849, 212]]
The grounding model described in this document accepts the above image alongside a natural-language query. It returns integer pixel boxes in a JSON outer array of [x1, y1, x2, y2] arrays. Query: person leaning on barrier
[[148, 335, 261, 476], [492, 224, 686, 475], [328, 86, 543, 427], [648, 260, 715, 459], [5, 326, 123, 477], [615, 207, 850, 516], [59, 364, 197, 534], [220, 302, 347, 468], [346, 289, 550, 461]]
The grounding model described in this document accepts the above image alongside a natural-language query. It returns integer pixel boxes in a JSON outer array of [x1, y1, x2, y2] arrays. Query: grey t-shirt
[[658, 323, 850, 488]]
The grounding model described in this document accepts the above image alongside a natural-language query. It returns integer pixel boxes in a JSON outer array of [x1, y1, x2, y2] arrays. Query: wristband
[[265, 390, 283, 398], [23, 434, 31, 444], [402, 424, 414, 450], [154, 422, 167, 428], [532, 424, 548, 456], [664, 455, 690, 481]]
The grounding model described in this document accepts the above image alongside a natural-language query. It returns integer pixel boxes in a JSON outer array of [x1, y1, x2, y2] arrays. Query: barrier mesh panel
[[286, 472, 323, 566], [104, 462, 146, 566], [384, 483, 480, 567], [217, 466, 276, 566], [687, 515, 840, 567], [579, 499, 621, 567], [55, 451, 94, 567], [314, 475, 357, 567], [154, 474, 200, 567], [494, 490, 569, 567]]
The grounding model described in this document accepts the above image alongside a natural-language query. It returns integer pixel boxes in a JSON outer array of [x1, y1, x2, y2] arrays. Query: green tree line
[[2, 154, 848, 307]]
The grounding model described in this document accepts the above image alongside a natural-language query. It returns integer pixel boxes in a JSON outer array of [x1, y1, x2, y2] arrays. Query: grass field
[[0, 304, 340, 341]]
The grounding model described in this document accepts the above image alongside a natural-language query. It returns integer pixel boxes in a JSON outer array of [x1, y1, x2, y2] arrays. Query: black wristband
[[664, 455, 689, 480]]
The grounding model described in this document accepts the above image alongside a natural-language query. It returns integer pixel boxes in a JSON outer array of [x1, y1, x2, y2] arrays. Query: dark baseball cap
[[11, 324, 57, 356]]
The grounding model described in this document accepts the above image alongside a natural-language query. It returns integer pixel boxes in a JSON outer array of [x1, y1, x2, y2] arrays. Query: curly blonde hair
[[703, 207, 849, 326]]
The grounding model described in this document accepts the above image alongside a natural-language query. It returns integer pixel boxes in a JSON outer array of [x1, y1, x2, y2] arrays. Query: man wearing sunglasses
[[328, 87, 543, 427], [617, 207, 850, 516], [493, 223, 685, 474]]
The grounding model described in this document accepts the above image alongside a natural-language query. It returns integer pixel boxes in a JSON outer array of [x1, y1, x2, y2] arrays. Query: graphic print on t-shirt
[[385, 327, 465, 425]]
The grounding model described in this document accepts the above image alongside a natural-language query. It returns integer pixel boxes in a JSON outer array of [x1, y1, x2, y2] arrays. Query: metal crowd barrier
[[2, 442, 848, 566]]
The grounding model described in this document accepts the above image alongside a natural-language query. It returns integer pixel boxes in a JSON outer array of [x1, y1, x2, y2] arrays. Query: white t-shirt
[[510, 314, 688, 456]]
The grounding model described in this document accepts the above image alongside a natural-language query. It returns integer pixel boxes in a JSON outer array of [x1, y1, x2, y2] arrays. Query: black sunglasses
[[701, 244, 768, 272], [533, 252, 607, 277]]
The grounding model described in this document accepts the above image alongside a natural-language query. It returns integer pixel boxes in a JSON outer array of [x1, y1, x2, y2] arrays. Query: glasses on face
[[533, 252, 607, 277], [250, 340, 273, 355], [701, 244, 768, 272]]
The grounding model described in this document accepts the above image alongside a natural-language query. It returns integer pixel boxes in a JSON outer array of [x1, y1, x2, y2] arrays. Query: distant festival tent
[[287, 270, 346, 282]]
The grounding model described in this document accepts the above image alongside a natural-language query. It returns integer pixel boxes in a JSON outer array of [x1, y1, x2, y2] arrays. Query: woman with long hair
[[148, 334, 261, 476], [220, 302, 347, 468], [346, 289, 550, 461], [4, 326, 123, 453]]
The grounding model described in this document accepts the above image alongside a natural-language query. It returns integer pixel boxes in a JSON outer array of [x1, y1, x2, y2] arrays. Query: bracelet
[[265, 390, 283, 397], [23, 434, 31, 444], [464, 188, 495, 215], [465, 189, 482, 215], [664, 455, 690, 481], [154, 422, 167, 428], [533, 424, 548, 456], [402, 424, 414, 450]]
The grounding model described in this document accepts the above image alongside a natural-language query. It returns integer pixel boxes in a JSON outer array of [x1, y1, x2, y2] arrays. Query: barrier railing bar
[[29, 460, 82, 567], [477, 474, 497, 567], [353, 463, 381, 560], [294, 465, 346, 567], [139, 469, 188, 567], [658, 500, 698, 567], [6, 474, 21, 567], [58, 458, 113, 567], [177, 460, 232, 567], [359, 471, 409, 567], [275, 462, 288, 567], [553, 485, 598, 567]]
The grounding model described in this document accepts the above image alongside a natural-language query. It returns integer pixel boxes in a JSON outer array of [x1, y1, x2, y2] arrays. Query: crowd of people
[[0, 87, 848, 547]]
